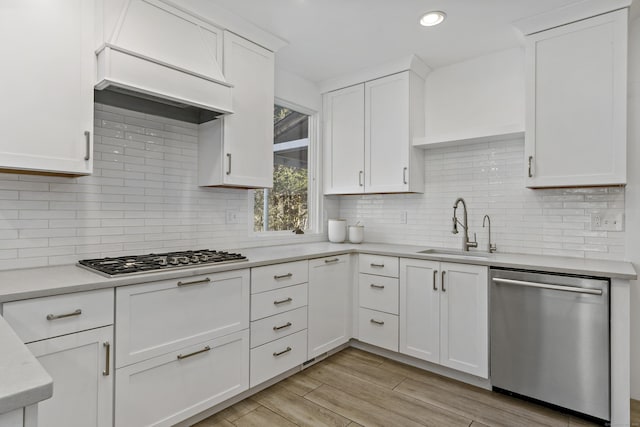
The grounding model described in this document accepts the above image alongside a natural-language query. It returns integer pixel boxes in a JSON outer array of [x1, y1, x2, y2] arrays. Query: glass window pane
[[254, 105, 310, 232]]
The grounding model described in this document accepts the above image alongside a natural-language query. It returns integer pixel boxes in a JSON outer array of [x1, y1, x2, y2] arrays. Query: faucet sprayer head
[[452, 216, 459, 234]]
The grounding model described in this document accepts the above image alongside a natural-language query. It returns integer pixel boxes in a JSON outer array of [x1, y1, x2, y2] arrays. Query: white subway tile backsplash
[[339, 139, 626, 260]]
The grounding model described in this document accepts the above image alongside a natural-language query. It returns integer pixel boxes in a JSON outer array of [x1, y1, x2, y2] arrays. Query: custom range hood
[[95, 0, 232, 123]]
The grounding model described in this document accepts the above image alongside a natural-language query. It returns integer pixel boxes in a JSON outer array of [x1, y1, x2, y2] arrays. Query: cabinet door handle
[[370, 283, 385, 289], [324, 258, 339, 264], [433, 270, 438, 291], [274, 273, 293, 279], [84, 131, 91, 161], [102, 342, 110, 376], [177, 277, 210, 287], [273, 346, 292, 357], [441, 270, 446, 292], [370, 263, 384, 268], [403, 167, 408, 184], [528, 156, 533, 178], [274, 297, 293, 305], [46, 309, 82, 321], [359, 170, 364, 187], [370, 319, 385, 325], [177, 346, 211, 360], [273, 322, 292, 331], [226, 153, 232, 175]]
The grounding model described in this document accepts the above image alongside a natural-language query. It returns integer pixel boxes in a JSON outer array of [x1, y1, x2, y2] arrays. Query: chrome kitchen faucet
[[452, 198, 478, 251]]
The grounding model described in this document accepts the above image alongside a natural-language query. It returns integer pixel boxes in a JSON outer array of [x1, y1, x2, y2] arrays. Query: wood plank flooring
[[194, 347, 640, 427]]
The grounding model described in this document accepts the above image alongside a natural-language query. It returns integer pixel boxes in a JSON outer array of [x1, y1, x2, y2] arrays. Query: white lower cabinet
[[0, 410, 23, 427], [307, 255, 352, 358], [400, 259, 489, 378], [26, 326, 113, 427], [250, 330, 307, 387], [115, 330, 249, 427], [357, 308, 398, 352]]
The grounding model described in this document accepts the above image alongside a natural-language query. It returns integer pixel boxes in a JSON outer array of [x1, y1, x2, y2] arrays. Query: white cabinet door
[[115, 330, 249, 427], [399, 259, 440, 364], [26, 327, 113, 427], [116, 270, 249, 367], [440, 262, 488, 378], [525, 9, 627, 188], [365, 73, 410, 193], [323, 85, 365, 194], [0, 409, 23, 427], [307, 255, 352, 358], [198, 32, 274, 188], [0, 0, 94, 175]]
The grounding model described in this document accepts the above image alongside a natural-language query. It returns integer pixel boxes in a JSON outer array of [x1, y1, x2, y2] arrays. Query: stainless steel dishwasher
[[490, 268, 610, 421]]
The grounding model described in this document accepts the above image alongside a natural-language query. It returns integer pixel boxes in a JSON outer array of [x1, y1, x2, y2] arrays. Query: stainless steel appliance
[[490, 268, 610, 421], [78, 249, 247, 277]]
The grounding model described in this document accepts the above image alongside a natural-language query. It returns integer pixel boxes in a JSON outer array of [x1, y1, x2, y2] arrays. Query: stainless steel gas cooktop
[[78, 249, 247, 277]]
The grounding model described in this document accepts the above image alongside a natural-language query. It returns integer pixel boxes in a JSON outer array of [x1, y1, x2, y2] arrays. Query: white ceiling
[[206, 0, 638, 84]]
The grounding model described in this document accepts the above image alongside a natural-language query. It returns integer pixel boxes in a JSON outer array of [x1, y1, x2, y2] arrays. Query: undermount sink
[[417, 248, 490, 259]]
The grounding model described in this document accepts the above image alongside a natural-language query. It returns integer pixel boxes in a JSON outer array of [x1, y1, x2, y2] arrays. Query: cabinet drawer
[[2, 288, 113, 343], [250, 283, 308, 321], [251, 306, 308, 349], [116, 269, 249, 367], [250, 329, 307, 387], [251, 260, 309, 294], [358, 274, 399, 314], [359, 254, 399, 277], [115, 330, 249, 427], [358, 308, 398, 352]]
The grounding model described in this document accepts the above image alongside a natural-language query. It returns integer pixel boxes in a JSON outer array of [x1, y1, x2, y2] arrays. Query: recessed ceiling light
[[419, 11, 446, 27]]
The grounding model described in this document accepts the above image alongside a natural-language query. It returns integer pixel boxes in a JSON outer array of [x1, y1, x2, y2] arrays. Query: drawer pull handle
[[370, 263, 384, 268], [274, 297, 293, 305], [433, 270, 438, 291], [441, 271, 446, 292], [370, 284, 385, 289], [274, 273, 293, 280], [370, 319, 385, 326], [324, 258, 340, 263], [177, 346, 211, 360], [103, 342, 110, 376], [177, 278, 211, 287], [46, 309, 82, 321], [273, 347, 292, 357], [273, 322, 292, 331]]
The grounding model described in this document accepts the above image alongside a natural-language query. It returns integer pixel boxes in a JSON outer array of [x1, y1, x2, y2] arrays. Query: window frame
[[248, 98, 322, 237]]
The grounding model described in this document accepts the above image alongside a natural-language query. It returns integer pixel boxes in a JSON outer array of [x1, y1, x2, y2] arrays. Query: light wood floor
[[194, 347, 640, 427]]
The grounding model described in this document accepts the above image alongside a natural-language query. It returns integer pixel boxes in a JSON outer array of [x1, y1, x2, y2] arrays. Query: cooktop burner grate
[[78, 249, 247, 277]]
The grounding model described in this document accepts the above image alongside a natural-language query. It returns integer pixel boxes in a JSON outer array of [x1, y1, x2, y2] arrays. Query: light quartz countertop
[[0, 242, 635, 303], [0, 315, 52, 415], [0, 241, 635, 414]]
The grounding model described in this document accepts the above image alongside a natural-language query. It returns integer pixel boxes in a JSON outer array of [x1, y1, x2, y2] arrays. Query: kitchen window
[[251, 102, 319, 234]]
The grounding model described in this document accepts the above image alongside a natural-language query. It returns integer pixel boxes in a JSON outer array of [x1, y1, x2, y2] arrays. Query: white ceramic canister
[[348, 225, 364, 243], [328, 219, 347, 243]]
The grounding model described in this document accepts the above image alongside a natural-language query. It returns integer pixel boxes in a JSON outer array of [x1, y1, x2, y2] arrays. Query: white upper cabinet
[[0, 0, 94, 175], [324, 71, 425, 194], [525, 9, 628, 188], [199, 31, 274, 188]]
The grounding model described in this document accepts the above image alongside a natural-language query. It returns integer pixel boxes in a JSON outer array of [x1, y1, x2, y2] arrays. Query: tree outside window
[[254, 105, 310, 232]]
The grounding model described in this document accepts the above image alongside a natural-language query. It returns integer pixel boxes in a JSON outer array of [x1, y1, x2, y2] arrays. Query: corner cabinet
[[524, 9, 628, 188], [323, 71, 425, 194], [199, 32, 274, 188], [0, 0, 94, 175], [307, 255, 352, 358], [399, 259, 488, 378]]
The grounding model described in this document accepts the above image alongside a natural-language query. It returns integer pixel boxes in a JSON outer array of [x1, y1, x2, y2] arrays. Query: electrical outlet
[[400, 211, 408, 224], [590, 212, 624, 231], [225, 210, 240, 224]]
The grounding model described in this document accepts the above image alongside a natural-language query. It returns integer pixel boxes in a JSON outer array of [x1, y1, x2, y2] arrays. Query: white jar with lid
[[328, 219, 347, 243], [348, 225, 364, 243]]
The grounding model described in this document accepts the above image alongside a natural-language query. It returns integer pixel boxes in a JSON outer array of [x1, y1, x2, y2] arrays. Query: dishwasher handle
[[492, 277, 603, 296]]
